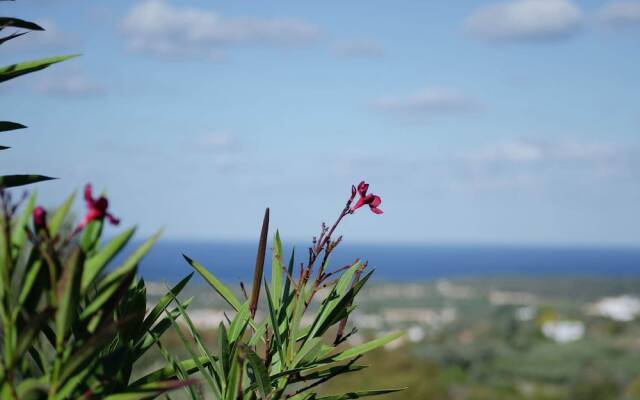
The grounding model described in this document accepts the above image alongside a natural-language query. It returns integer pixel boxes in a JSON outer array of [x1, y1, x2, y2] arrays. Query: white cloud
[[597, 1, 640, 28], [197, 132, 240, 152], [121, 0, 320, 58], [1, 65, 103, 97], [35, 76, 103, 97], [458, 138, 635, 190], [464, 0, 583, 42], [332, 39, 384, 58], [373, 87, 478, 116]]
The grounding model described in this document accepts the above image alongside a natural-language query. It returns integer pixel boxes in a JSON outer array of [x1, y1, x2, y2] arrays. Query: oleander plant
[[173, 181, 404, 400], [0, 187, 199, 399], [0, 5, 404, 400]]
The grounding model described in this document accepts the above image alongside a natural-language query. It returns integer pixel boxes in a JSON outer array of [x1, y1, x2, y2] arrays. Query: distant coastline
[[121, 240, 640, 283]]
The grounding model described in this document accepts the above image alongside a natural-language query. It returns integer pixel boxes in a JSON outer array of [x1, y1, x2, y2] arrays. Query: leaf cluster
[[0, 193, 198, 399], [173, 211, 405, 399]]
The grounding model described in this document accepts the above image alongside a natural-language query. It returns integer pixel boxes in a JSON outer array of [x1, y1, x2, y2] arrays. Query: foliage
[[0, 191, 199, 399], [169, 185, 403, 399], [0, 10, 77, 190], [0, 5, 403, 400]]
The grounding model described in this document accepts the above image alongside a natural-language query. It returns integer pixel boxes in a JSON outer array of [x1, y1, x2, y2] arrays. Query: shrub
[[171, 181, 405, 399], [0, 188, 199, 399]]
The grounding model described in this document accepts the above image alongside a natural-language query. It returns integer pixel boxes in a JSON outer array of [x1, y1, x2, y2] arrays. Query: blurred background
[[2, 1, 640, 399]]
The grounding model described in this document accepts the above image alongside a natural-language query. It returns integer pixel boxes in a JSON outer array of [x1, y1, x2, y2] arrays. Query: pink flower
[[351, 181, 383, 214], [32, 206, 48, 231], [76, 184, 120, 231]]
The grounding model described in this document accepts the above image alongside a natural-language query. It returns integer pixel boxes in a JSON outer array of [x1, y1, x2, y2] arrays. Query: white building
[[588, 295, 640, 322], [542, 320, 585, 343]]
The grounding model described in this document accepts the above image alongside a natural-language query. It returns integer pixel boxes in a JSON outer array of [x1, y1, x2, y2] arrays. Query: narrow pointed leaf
[[313, 388, 406, 400], [0, 174, 55, 188], [329, 331, 405, 363], [183, 254, 242, 311], [0, 121, 26, 132], [271, 230, 283, 310], [81, 227, 137, 292], [48, 192, 75, 236], [0, 17, 45, 31], [240, 345, 271, 398], [0, 54, 79, 83], [141, 273, 192, 333]]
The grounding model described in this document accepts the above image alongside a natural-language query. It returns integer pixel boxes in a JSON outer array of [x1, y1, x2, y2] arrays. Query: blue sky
[[1, 0, 639, 246]]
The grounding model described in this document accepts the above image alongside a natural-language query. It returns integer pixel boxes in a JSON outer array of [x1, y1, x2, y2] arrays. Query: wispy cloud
[[372, 87, 479, 117], [332, 39, 384, 58], [330, 138, 638, 192], [34, 70, 104, 97], [193, 132, 241, 153], [121, 0, 321, 59], [464, 0, 583, 42], [457, 138, 637, 190], [597, 1, 640, 28]]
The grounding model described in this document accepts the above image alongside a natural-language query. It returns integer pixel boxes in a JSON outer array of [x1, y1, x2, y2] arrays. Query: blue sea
[[134, 241, 640, 283]]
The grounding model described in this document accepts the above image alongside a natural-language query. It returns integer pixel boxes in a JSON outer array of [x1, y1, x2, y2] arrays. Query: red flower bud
[[32, 206, 48, 231]]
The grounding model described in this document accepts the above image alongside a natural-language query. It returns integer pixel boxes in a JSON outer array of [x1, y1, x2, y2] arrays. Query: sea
[[133, 240, 640, 283]]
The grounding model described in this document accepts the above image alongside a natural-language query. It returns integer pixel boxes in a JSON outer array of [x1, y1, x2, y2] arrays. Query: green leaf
[[80, 219, 103, 253], [0, 17, 45, 31], [329, 331, 405, 363], [101, 380, 195, 400], [100, 230, 161, 288], [163, 301, 222, 399], [183, 254, 242, 311], [293, 337, 323, 367], [239, 344, 271, 398], [271, 230, 283, 310], [49, 192, 75, 236], [54, 249, 84, 347], [0, 32, 27, 46], [265, 281, 286, 368], [227, 301, 250, 342], [140, 273, 192, 333], [11, 191, 36, 259], [56, 318, 119, 387], [218, 322, 231, 378], [12, 308, 52, 368], [312, 270, 374, 339], [0, 54, 79, 83], [132, 356, 210, 386], [313, 388, 406, 400], [279, 248, 295, 323], [133, 299, 193, 359], [224, 351, 240, 400], [294, 364, 367, 382], [0, 121, 26, 133], [0, 174, 55, 188], [16, 378, 48, 399], [81, 227, 136, 292], [288, 285, 308, 363]]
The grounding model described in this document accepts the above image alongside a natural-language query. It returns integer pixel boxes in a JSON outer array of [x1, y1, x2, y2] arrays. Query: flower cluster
[[32, 183, 119, 235]]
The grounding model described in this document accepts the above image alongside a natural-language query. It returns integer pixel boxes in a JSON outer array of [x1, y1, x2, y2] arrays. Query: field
[[140, 277, 640, 400]]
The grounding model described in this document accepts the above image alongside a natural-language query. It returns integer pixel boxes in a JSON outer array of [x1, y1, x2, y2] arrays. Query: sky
[[1, 0, 639, 247]]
